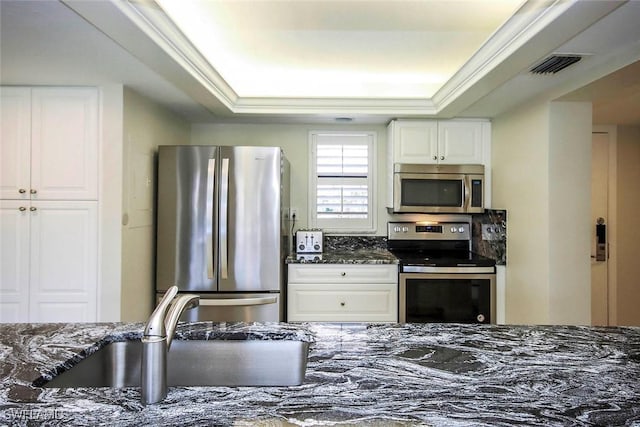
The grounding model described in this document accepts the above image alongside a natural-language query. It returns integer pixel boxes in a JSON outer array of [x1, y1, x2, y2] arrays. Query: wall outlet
[[290, 208, 298, 221], [482, 224, 504, 241]]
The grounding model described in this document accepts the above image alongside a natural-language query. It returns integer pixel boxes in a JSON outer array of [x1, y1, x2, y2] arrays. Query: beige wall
[[615, 125, 640, 325], [191, 122, 392, 235], [98, 85, 124, 321], [548, 102, 592, 324], [492, 100, 551, 324], [492, 100, 592, 325], [120, 88, 190, 321]]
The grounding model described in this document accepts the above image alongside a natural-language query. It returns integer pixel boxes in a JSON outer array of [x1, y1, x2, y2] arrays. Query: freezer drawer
[[158, 293, 282, 322]]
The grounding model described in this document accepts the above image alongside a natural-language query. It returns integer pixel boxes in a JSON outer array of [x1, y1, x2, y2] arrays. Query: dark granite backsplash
[[472, 209, 507, 265], [324, 235, 388, 251]]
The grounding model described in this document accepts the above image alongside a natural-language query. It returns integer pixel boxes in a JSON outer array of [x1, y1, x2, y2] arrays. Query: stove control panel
[[388, 222, 470, 241]]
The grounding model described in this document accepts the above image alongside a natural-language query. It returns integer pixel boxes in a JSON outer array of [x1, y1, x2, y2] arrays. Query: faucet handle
[[144, 286, 179, 338]]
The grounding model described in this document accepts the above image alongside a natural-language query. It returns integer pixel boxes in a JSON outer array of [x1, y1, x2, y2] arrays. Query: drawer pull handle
[[340, 272, 346, 277]]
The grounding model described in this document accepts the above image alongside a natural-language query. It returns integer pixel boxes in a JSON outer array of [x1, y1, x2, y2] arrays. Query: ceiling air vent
[[530, 55, 582, 74]]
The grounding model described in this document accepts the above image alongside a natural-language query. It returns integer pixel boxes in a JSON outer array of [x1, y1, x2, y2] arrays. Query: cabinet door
[[29, 201, 98, 322], [0, 87, 31, 200], [438, 121, 484, 164], [392, 121, 438, 164], [31, 88, 99, 200], [0, 201, 30, 322]]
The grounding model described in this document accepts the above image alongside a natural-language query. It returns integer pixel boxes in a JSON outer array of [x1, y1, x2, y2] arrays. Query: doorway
[[591, 132, 608, 325], [590, 129, 616, 326]]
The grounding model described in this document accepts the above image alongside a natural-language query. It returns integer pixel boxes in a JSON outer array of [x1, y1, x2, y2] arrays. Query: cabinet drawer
[[287, 283, 397, 322], [288, 264, 397, 284]]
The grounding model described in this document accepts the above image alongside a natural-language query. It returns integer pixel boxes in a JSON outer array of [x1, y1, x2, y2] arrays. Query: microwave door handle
[[463, 176, 471, 210], [205, 158, 215, 279]]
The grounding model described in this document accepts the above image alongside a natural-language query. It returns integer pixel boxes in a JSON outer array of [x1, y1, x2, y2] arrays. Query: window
[[309, 131, 375, 233]]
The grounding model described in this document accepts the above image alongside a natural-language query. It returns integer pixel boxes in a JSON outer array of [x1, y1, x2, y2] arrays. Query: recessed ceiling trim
[[110, 0, 239, 109], [113, 0, 535, 117], [232, 97, 438, 116], [433, 0, 574, 109], [69, 0, 627, 120]]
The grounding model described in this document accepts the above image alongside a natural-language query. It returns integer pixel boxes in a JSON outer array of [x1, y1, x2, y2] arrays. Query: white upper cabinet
[[387, 119, 490, 165], [437, 120, 486, 164], [1, 87, 99, 201], [390, 120, 438, 164]]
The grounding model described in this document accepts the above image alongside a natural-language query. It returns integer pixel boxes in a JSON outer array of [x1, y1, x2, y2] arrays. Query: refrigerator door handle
[[199, 296, 277, 307], [206, 158, 216, 279], [220, 158, 230, 279]]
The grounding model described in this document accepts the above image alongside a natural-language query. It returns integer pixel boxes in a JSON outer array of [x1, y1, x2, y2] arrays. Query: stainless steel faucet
[[141, 285, 199, 405]]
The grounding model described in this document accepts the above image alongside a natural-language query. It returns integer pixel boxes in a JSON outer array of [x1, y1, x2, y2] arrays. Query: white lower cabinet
[[287, 264, 398, 322], [0, 200, 98, 322]]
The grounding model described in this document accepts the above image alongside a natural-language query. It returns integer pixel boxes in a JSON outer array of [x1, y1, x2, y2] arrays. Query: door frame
[[592, 125, 617, 325]]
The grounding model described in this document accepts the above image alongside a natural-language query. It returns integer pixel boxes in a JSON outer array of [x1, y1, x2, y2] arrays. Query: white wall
[[492, 99, 592, 325], [615, 125, 640, 326], [120, 88, 190, 321], [191, 123, 391, 235]]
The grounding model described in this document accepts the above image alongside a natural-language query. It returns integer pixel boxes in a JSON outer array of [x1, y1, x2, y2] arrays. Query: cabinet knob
[[340, 272, 346, 277], [30, 207, 37, 212], [18, 188, 27, 194], [19, 206, 27, 212], [440, 156, 445, 160], [340, 302, 346, 307], [30, 189, 37, 194], [432, 156, 437, 160]]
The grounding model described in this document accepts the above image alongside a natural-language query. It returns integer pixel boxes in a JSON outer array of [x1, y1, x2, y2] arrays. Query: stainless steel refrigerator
[[155, 145, 290, 321]]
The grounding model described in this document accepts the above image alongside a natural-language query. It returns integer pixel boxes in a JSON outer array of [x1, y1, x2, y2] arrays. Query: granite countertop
[[286, 248, 399, 264], [1, 322, 640, 426]]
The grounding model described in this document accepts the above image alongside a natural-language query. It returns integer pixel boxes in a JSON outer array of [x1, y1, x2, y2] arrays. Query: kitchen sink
[[41, 339, 309, 388]]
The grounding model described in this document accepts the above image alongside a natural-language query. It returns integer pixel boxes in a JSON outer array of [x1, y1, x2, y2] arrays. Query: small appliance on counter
[[296, 229, 323, 253]]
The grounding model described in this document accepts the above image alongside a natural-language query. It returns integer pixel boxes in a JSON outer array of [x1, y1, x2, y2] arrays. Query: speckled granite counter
[[1, 322, 640, 426]]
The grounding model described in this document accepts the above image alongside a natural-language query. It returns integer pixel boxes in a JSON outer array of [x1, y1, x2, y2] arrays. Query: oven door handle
[[402, 266, 495, 274]]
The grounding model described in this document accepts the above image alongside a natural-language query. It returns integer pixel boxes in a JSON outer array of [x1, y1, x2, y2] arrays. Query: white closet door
[[0, 200, 30, 322], [29, 201, 98, 322], [31, 88, 98, 201], [0, 87, 31, 200]]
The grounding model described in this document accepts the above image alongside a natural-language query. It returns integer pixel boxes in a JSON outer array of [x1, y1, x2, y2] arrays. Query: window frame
[[308, 130, 376, 234]]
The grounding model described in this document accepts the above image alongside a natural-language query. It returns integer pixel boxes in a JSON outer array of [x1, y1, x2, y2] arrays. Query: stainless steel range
[[387, 221, 496, 324]]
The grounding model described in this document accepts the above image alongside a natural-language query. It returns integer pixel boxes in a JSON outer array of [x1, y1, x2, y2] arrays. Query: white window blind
[[309, 132, 375, 232]]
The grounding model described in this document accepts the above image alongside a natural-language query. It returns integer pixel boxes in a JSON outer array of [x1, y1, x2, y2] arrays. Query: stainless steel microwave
[[393, 164, 484, 213]]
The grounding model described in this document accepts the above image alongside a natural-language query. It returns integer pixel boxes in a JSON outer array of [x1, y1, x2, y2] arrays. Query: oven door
[[399, 273, 496, 323]]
